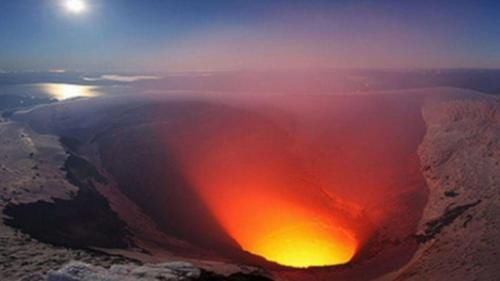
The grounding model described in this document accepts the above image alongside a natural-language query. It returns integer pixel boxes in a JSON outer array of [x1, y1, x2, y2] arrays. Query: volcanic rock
[[38, 261, 273, 281]]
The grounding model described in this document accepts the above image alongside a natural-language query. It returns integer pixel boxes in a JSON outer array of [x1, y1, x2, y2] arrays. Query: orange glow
[[160, 95, 427, 268], [194, 183, 358, 267], [204, 186, 359, 267], [238, 201, 357, 267], [165, 113, 361, 267], [252, 222, 356, 267]]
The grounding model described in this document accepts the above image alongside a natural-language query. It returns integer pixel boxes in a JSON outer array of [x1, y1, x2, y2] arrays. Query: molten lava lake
[[231, 200, 359, 267], [92, 93, 428, 274]]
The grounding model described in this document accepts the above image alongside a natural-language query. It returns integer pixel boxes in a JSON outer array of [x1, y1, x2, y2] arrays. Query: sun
[[63, 0, 87, 14]]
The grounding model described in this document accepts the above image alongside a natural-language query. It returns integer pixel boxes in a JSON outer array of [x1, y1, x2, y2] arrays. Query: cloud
[[83, 74, 161, 82], [48, 69, 67, 73]]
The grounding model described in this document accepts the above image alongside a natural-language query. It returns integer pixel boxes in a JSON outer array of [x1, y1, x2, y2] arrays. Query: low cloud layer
[[83, 74, 161, 82]]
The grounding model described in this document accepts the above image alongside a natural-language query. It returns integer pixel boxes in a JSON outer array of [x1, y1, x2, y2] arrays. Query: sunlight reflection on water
[[38, 83, 101, 100]]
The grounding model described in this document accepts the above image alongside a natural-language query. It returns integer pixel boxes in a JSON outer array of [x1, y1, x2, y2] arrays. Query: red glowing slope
[[163, 94, 427, 267]]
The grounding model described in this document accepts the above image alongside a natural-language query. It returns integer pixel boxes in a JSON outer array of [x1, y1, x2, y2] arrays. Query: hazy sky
[[0, 0, 499, 72]]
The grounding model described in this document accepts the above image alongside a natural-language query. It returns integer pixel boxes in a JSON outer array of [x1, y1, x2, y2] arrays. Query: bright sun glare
[[40, 83, 99, 100], [63, 0, 87, 14]]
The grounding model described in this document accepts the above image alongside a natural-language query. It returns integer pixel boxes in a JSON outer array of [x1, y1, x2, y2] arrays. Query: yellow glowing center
[[249, 222, 357, 268], [213, 195, 358, 268]]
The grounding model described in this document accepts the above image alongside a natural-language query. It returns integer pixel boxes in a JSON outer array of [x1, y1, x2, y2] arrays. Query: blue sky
[[0, 0, 499, 72]]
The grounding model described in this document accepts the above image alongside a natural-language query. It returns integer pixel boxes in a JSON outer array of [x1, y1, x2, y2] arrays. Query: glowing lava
[[195, 185, 358, 267], [209, 189, 359, 267], [239, 202, 358, 267], [252, 223, 356, 267], [200, 187, 358, 267], [163, 111, 363, 267]]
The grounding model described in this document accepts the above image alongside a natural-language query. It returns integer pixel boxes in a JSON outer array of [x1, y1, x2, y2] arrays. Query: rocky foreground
[[22, 261, 273, 281]]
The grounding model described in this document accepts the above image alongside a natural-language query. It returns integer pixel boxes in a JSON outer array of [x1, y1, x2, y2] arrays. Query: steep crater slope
[[9, 91, 432, 280], [385, 91, 500, 281], [3, 153, 131, 249]]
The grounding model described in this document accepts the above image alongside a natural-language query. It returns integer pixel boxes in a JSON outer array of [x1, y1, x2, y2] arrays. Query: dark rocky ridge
[[3, 151, 131, 250], [414, 200, 482, 243]]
